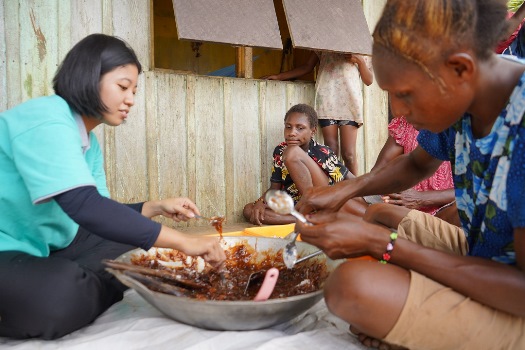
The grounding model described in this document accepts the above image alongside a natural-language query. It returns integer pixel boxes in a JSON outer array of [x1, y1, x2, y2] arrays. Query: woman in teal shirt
[[0, 33, 225, 339]]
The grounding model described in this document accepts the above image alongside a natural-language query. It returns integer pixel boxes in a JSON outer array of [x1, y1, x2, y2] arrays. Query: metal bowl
[[108, 236, 341, 331]]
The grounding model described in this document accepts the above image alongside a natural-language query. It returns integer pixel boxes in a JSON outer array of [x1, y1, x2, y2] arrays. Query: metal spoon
[[265, 190, 311, 268], [293, 249, 324, 266], [264, 190, 309, 224]]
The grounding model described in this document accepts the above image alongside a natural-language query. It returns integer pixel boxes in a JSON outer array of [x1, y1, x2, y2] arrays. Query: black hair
[[53, 33, 142, 119], [284, 103, 318, 128]]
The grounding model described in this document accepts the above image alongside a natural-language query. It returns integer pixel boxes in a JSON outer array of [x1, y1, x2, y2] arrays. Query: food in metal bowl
[[125, 239, 327, 301], [106, 236, 341, 330]]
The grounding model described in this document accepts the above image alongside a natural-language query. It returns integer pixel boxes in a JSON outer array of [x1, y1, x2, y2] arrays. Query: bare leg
[[339, 124, 359, 176], [434, 202, 461, 227], [340, 198, 368, 217], [283, 145, 330, 194], [325, 260, 410, 349], [364, 203, 410, 229], [320, 124, 340, 157]]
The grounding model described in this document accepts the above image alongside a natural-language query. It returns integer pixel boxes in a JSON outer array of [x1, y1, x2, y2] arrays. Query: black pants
[[0, 228, 135, 340]]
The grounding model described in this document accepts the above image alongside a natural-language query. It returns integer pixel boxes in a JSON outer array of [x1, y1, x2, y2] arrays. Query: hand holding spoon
[[265, 190, 311, 268]]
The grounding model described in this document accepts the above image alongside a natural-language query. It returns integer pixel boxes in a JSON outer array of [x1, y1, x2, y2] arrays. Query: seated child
[[243, 103, 367, 225]]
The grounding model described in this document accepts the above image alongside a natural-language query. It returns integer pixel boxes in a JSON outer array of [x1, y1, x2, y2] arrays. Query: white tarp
[[0, 290, 367, 350]]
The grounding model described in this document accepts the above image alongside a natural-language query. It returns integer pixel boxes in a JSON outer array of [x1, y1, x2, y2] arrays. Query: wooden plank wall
[[0, 0, 387, 227]]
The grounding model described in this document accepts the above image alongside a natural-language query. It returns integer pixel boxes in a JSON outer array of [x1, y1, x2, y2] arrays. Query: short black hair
[[284, 103, 318, 128], [53, 33, 142, 119]]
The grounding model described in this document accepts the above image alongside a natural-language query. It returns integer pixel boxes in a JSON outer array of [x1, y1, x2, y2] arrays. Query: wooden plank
[[285, 81, 315, 108], [230, 78, 260, 220], [112, 0, 150, 70], [102, 0, 112, 35], [185, 74, 198, 226], [109, 0, 150, 203], [193, 76, 226, 217], [4, 0, 21, 108], [172, 0, 282, 49], [154, 72, 191, 227], [261, 81, 288, 185], [362, 0, 388, 172], [56, 0, 71, 83], [70, 0, 103, 46], [235, 47, 253, 78], [112, 73, 149, 203], [144, 71, 159, 202], [19, 0, 58, 100], [223, 79, 235, 220], [0, 0, 7, 110], [70, 0, 105, 155], [282, 0, 372, 55]]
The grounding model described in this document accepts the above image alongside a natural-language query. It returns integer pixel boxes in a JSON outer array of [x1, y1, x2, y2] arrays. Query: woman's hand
[[155, 228, 226, 268], [178, 234, 226, 268], [144, 197, 201, 221], [249, 200, 267, 225], [382, 189, 423, 209], [295, 210, 387, 260]]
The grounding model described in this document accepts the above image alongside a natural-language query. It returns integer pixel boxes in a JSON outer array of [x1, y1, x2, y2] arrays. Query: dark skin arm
[[371, 135, 403, 172], [383, 188, 455, 209], [296, 145, 442, 215], [263, 51, 373, 86], [503, 3, 525, 39], [296, 212, 525, 318], [372, 134, 455, 210], [263, 51, 319, 81], [349, 54, 374, 86]]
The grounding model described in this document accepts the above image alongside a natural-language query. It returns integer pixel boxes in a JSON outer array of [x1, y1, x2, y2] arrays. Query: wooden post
[[235, 46, 253, 78]]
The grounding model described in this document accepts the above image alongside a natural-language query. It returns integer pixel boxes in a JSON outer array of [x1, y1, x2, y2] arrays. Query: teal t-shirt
[[0, 95, 109, 257]]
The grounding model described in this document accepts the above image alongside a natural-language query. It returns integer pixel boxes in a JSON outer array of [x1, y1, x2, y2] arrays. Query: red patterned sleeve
[[388, 116, 419, 154]]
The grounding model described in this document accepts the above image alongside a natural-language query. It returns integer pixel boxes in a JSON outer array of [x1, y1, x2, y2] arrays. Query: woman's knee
[[363, 203, 390, 224], [243, 203, 253, 220], [324, 261, 374, 319], [282, 145, 307, 164]]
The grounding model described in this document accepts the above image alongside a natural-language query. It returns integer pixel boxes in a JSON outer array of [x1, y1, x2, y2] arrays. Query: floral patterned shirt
[[417, 72, 525, 265], [270, 140, 348, 204], [389, 116, 454, 214], [314, 52, 371, 123]]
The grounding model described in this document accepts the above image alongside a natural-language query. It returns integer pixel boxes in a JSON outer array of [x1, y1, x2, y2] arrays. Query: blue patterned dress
[[417, 72, 525, 265]]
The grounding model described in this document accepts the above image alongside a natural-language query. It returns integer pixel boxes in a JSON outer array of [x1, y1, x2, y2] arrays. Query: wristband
[[379, 231, 398, 264]]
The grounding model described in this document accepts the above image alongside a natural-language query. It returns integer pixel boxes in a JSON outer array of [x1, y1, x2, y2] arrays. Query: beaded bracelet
[[379, 231, 398, 264]]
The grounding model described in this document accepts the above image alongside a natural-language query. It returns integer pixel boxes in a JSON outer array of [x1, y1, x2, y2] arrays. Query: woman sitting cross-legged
[[243, 103, 367, 225]]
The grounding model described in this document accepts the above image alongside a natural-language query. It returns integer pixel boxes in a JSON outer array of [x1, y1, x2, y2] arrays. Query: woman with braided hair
[[294, 1, 525, 348]]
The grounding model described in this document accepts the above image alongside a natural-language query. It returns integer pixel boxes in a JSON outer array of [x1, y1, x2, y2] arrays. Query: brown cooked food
[[129, 243, 328, 301]]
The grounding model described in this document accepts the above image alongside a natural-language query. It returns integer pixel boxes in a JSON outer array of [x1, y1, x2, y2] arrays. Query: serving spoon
[[265, 190, 311, 268]]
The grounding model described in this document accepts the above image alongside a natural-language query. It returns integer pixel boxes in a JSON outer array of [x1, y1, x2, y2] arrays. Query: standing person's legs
[[339, 123, 359, 176], [0, 228, 135, 340], [319, 120, 340, 156]]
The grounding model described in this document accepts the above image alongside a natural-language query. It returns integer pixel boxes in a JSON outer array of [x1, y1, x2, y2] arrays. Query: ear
[[445, 53, 475, 81]]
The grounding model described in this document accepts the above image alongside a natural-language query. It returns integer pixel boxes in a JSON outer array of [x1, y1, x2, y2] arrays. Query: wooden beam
[[235, 47, 253, 78]]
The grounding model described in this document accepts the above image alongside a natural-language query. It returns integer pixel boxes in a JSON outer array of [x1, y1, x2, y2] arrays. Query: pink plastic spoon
[[253, 268, 279, 301]]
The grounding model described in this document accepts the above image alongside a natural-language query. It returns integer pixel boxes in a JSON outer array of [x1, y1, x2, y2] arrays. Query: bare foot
[[349, 325, 408, 350]]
